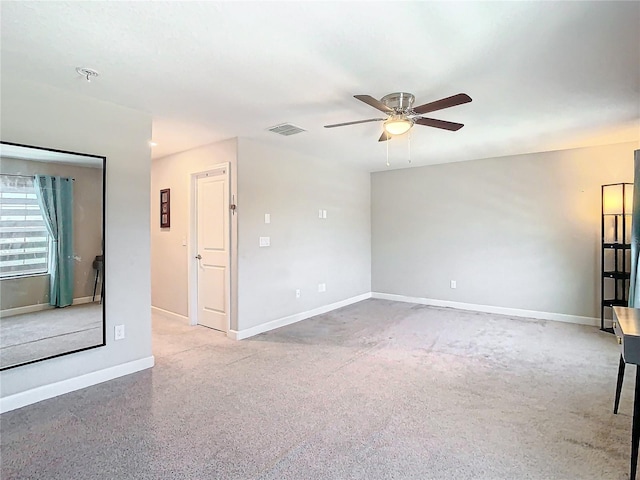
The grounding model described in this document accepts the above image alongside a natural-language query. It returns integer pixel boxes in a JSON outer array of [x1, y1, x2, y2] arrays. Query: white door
[[195, 169, 229, 332]]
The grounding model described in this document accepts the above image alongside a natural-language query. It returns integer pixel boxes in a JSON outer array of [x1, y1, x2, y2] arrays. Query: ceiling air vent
[[267, 123, 306, 136]]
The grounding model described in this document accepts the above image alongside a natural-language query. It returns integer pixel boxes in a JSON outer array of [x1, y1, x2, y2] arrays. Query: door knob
[[195, 254, 202, 260]]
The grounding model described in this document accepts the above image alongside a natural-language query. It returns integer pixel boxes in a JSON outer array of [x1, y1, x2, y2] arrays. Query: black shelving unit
[[601, 183, 633, 333]]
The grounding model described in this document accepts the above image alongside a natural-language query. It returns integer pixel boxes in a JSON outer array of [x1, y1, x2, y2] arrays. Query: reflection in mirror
[[0, 142, 105, 370]]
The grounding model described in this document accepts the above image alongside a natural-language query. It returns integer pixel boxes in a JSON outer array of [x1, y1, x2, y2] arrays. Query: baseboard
[[0, 356, 155, 414], [73, 296, 94, 306], [151, 306, 189, 324], [0, 296, 97, 318], [371, 292, 599, 327], [228, 292, 372, 340]]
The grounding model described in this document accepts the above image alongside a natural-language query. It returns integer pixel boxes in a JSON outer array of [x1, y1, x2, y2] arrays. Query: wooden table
[[613, 306, 640, 480]]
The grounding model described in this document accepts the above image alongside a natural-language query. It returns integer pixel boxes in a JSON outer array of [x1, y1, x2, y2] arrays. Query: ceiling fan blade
[[354, 95, 394, 114], [413, 93, 472, 115], [324, 118, 384, 128], [378, 131, 391, 142], [414, 117, 464, 131]]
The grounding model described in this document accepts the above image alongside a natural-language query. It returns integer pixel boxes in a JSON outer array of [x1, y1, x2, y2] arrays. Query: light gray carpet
[[0, 303, 102, 368], [0, 299, 634, 479]]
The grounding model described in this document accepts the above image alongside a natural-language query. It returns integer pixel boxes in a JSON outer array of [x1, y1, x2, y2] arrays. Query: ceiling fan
[[324, 92, 472, 142]]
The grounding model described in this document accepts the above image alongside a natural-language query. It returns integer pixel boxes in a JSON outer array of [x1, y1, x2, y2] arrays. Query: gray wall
[[371, 141, 638, 318], [0, 78, 152, 397], [0, 275, 49, 311], [150, 138, 238, 327], [237, 138, 371, 331], [0, 158, 103, 310]]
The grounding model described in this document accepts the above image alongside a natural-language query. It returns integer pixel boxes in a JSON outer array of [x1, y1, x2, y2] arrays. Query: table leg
[[615, 354, 626, 414], [631, 366, 640, 480], [93, 269, 99, 302]]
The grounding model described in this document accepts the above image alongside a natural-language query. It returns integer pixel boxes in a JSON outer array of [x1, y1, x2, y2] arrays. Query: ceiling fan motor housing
[[381, 92, 415, 113]]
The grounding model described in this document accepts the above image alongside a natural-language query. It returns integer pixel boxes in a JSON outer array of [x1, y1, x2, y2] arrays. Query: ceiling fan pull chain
[[408, 131, 411, 164], [386, 135, 390, 167]]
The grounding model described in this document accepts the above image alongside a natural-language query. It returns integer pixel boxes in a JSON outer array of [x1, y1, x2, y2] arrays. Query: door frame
[[187, 163, 232, 331]]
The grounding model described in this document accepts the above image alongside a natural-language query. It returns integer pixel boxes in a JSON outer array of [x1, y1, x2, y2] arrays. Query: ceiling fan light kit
[[383, 116, 413, 135], [325, 91, 472, 142]]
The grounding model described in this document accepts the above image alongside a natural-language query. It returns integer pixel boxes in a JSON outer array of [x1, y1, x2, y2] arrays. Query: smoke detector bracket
[[76, 67, 99, 82]]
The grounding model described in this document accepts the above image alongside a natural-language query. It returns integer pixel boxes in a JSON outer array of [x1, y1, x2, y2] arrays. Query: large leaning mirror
[[0, 141, 105, 370]]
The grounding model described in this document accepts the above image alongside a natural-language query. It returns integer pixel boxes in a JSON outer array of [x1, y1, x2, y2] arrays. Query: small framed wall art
[[160, 188, 170, 228]]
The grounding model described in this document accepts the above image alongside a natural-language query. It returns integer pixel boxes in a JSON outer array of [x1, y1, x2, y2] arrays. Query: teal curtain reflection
[[34, 175, 74, 307], [628, 150, 640, 307]]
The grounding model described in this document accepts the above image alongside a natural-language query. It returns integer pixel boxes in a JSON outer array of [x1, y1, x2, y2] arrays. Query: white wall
[[0, 78, 153, 399], [371, 141, 638, 319], [236, 138, 371, 331], [150, 139, 238, 327]]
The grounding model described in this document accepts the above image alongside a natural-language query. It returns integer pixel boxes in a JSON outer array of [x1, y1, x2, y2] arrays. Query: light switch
[[259, 236, 270, 247], [265, 213, 271, 224], [322, 210, 327, 219], [319, 209, 323, 219]]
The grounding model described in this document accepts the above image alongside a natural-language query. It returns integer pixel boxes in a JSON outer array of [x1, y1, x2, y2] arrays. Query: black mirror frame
[[0, 140, 106, 371]]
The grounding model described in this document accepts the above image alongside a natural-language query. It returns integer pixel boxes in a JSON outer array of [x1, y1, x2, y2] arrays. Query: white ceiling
[[1, 1, 638, 171], [0, 143, 103, 168]]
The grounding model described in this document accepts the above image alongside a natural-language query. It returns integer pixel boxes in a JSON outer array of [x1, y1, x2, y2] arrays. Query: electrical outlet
[[114, 324, 125, 340], [450, 280, 457, 289], [259, 236, 270, 247], [296, 289, 301, 298]]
